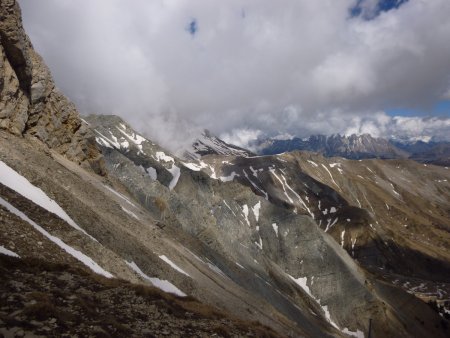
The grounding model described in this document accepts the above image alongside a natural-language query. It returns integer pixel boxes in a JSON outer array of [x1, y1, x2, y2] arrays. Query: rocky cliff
[[0, 0, 105, 175]]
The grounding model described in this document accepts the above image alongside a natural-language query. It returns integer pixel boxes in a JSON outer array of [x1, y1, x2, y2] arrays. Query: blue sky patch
[[187, 19, 198, 36], [386, 100, 450, 117], [350, 0, 409, 20]]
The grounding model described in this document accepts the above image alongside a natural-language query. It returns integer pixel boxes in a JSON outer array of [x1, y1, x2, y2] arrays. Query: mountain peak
[[183, 129, 255, 160]]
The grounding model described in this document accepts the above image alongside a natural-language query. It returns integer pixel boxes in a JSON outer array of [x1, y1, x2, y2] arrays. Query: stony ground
[[0, 255, 280, 338]]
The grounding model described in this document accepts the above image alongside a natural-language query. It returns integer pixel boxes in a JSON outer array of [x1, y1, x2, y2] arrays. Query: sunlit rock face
[[0, 0, 105, 175]]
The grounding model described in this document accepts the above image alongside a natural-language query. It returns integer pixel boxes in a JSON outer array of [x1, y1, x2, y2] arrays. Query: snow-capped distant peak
[[183, 130, 254, 160]]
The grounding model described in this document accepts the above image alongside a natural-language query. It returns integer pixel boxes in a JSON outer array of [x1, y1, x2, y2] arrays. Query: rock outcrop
[[0, 0, 105, 175]]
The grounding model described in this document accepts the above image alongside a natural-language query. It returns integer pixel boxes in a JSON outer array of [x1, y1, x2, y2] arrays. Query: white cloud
[[226, 112, 450, 150], [18, 0, 450, 152], [221, 128, 262, 148]]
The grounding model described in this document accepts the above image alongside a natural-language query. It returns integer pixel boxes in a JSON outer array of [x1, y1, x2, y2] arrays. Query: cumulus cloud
[[18, 0, 450, 152]]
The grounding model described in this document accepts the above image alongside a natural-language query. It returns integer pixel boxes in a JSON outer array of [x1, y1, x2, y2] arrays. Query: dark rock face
[[0, 0, 105, 175]]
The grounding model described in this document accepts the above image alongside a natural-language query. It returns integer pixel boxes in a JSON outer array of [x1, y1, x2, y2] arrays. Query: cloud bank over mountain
[[19, 0, 450, 151], [221, 113, 450, 149]]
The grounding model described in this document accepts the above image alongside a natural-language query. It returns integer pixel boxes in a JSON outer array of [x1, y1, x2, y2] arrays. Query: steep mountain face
[[196, 149, 450, 313], [184, 129, 255, 160], [257, 134, 408, 159], [85, 114, 449, 337], [0, 124, 284, 337], [0, 0, 104, 175]]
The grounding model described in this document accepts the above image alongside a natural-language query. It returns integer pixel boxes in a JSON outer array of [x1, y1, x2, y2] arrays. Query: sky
[[19, 0, 450, 152]]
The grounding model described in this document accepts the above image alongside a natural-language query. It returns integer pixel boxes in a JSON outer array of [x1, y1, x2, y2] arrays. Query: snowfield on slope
[[125, 260, 187, 297], [0, 196, 112, 278], [0, 245, 20, 258], [0, 161, 97, 241], [159, 255, 191, 277]]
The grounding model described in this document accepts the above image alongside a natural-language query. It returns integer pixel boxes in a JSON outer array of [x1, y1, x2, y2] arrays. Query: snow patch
[[243, 169, 268, 200], [125, 260, 186, 297], [252, 201, 261, 222], [235, 262, 245, 269], [219, 171, 239, 182], [249, 166, 259, 177], [0, 245, 20, 258], [155, 151, 174, 163], [322, 305, 339, 329], [0, 161, 96, 241], [182, 161, 207, 171], [223, 200, 236, 216], [272, 223, 279, 237], [255, 237, 263, 250], [288, 274, 314, 299], [329, 163, 341, 168], [94, 130, 120, 148], [390, 183, 401, 197], [168, 165, 180, 190], [270, 168, 313, 218], [288, 273, 350, 332], [116, 127, 146, 153], [325, 218, 338, 232], [95, 136, 113, 148], [0, 196, 112, 278], [242, 204, 250, 226], [121, 206, 140, 220], [321, 164, 339, 188], [342, 328, 365, 338], [104, 185, 136, 208], [159, 255, 190, 277]]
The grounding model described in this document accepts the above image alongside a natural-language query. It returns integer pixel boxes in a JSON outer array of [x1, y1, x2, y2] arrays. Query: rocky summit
[[1, 1, 449, 338]]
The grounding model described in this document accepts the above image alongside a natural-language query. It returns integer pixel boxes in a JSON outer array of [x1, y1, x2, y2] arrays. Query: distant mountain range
[[252, 134, 450, 166]]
